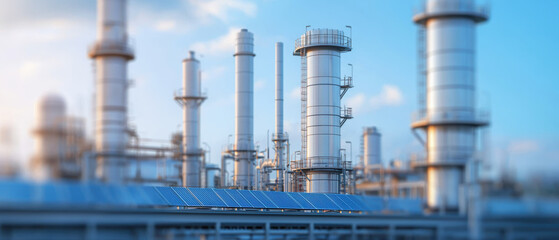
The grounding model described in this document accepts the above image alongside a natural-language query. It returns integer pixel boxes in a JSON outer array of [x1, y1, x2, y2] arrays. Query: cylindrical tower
[[293, 29, 352, 193], [363, 127, 381, 179], [233, 29, 256, 189], [273, 42, 286, 191], [412, 0, 489, 212], [175, 51, 206, 187], [31, 94, 67, 180], [88, 0, 134, 183]]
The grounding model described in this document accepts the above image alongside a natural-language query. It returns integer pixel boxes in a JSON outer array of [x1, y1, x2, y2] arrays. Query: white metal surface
[[363, 127, 381, 179], [233, 29, 256, 189], [182, 51, 203, 187], [31, 94, 67, 180], [293, 29, 352, 194], [274, 42, 286, 191], [89, 0, 134, 183], [413, 0, 489, 212]]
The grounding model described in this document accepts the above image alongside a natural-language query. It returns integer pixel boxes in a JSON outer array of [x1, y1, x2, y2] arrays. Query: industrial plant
[[0, 0, 558, 239]]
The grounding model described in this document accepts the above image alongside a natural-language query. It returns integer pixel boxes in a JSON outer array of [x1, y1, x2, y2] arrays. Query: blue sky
[[0, 0, 557, 180]]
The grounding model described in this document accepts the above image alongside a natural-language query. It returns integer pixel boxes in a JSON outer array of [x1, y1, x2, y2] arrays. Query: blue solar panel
[[0, 181, 35, 203], [141, 187, 168, 206], [264, 191, 301, 209], [106, 185, 135, 205], [88, 184, 113, 205], [124, 185, 152, 206], [225, 189, 253, 208], [343, 195, 368, 211], [300, 193, 341, 210], [386, 198, 423, 214], [188, 188, 227, 207], [251, 191, 278, 208], [238, 190, 265, 208], [213, 189, 240, 208], [172, 188, 202, 207], [361, 196, 384, 211], [288, 192, 315, 209], [62, 183, 88, 204], [156, 187, 186, 206], [37, 183, 62, 204], [326, 194, 352, 211]]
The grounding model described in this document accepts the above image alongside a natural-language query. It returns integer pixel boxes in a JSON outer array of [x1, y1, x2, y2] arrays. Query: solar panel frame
[[288, 192, 316, 210], [263, 191, 302, 209], [168, 188, 202, 207], [156, 187, 186, 206], [300, 193, 341, 210], [187, 188, 227, 207], [326, 194, 352, 211], [213, 189, 240, 208], [238, 190, 265, 208], [250, 191, 278, 209], [225, 189, 253, 208]]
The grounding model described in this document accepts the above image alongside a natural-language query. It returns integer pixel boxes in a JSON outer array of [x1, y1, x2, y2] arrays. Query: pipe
[[233, 29, 256, 189], [274, 42, 285, 192], [89, 0, 134, 183]]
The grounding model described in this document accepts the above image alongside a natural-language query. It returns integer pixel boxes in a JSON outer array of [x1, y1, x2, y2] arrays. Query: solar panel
[[213, 189, 240, 208], [300, 193, 341, 210], [105, 185, 135, 206], [326, 194, 352, 211], [37, 183, 62, 204], [63, 182, 88, 205], [188, 188, 227, 207], [344, 195, 368, 211], [225, 189, 253, 208], [0, 181, 35, 204], [141, 186, 168, 206], [288, 192, 316, 209], [361, 196, 384, 211], [124, 185, 152, 206], [263, 191, 301, 209], [251, 191, 278, 208], [172, 188, 202, 207], [156, 187, 186, 206], [88, 184, 113, 205], [238, 190, 265, 208]]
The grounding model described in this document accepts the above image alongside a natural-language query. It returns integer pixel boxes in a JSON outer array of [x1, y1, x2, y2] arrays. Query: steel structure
[[272, 42, 287, 192], [363, 127, 381, 180], [88, 0, 134, 183], [175, 51, 206, 187], [412, 0, 489, 212], [293, 29, 352, 194], [233, 29, 256, 189]]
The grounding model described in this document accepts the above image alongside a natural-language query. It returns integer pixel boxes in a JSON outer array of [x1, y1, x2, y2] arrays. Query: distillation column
[[233, 29, 256, 189], [294, 29, 352, 193], [363, 127, 381, 180], [273, 42, 287, 191], [88, 0, 134, 183], [175, 51, 206, 187], [412, 0, 489, 212]]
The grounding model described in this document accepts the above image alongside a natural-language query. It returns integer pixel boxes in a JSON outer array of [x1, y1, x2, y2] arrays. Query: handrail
[[294, 30, 352, 51]]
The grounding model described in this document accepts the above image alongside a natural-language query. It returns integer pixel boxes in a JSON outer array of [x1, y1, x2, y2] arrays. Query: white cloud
[[290, 87, 301, 100], [154, 20, 177, 32], [255, 80, 266, 90], [189, 0, 257, 22], [509, 140, 539, 154], [346, 93, 366, 114], [190, 28, 239, 56], [370, 85, 404, 108]]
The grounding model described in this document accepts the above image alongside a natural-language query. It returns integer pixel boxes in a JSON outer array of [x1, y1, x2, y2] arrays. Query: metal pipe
[[89, 0, 134, 183], [233, 29, 256, 189], [274, 42, 285, 191], [413, 0, 489, 212]]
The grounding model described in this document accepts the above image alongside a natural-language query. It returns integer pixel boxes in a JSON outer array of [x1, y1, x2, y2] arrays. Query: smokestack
[[88, 0, 134, 183], [363, 127, 381, 180], [412, 0, 489, 212], [273, 42, 285, 191], [233, 29, 256, 189], [176, 51, 206, 187], [293, 29, 352, 193]]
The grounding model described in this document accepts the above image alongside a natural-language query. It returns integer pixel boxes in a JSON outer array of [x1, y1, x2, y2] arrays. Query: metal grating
[[187, 188, 227, 207]]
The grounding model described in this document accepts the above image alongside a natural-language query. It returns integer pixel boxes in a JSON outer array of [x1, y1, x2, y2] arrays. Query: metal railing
[[173, 88, 208, 99], [294, 30, 352, 51], [341, 76, 353, 88], [414, 0, 490, 17], [291, 156, 343, 170]]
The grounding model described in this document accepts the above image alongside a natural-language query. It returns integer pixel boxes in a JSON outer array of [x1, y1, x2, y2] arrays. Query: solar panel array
[[0, 181, 422, 213]]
